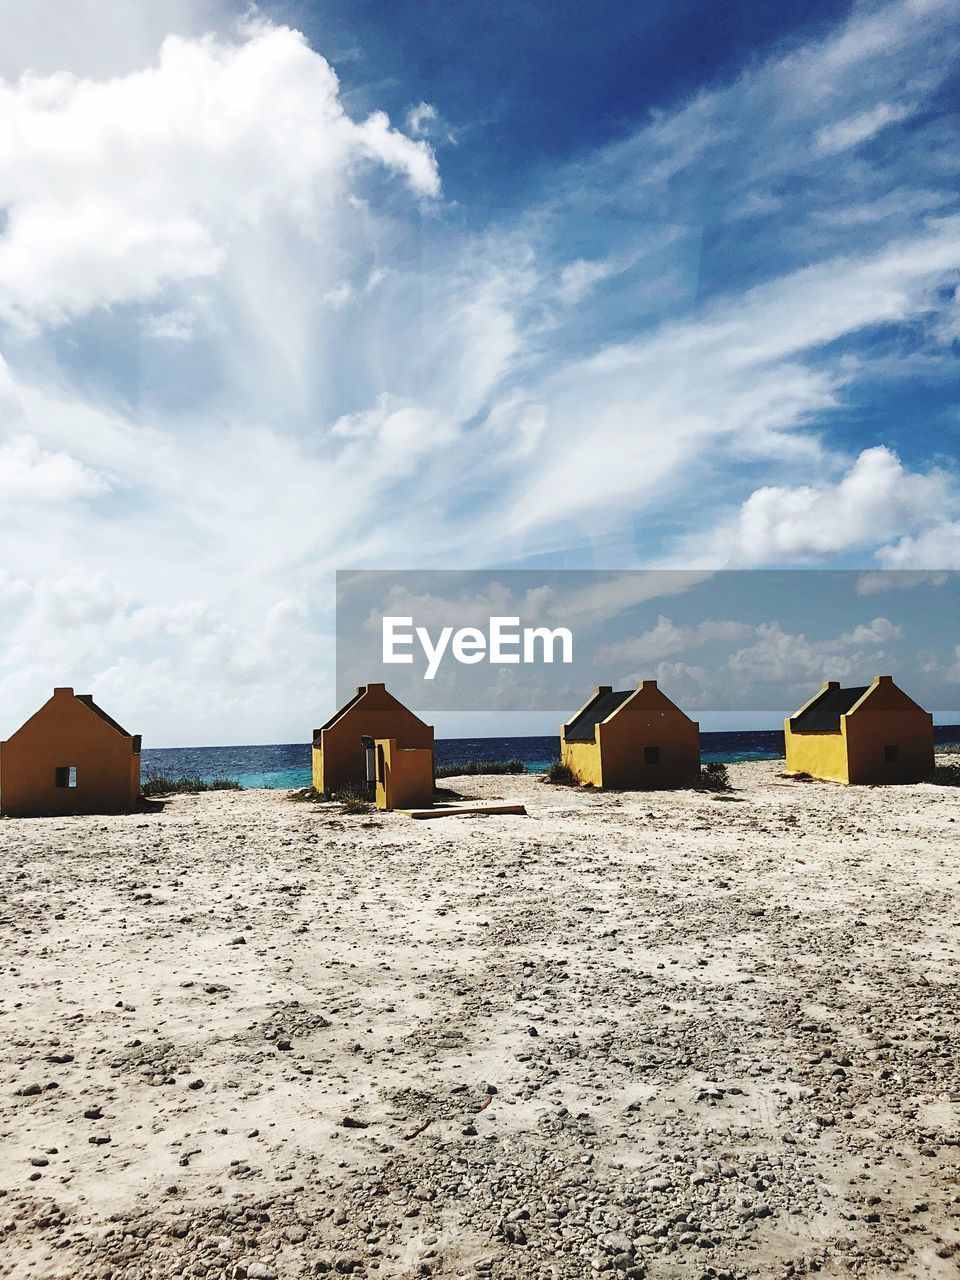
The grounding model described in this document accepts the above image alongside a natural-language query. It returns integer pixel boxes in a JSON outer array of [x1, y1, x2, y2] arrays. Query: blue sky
[[0, 0, 957, 744], [270, 0, 855, 212]]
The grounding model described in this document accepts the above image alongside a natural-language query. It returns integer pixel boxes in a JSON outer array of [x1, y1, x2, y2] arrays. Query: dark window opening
[[376, 744, 386, 783], [644, 746, 661, 766], [55, 766, 78, 788], [884, 744, 899, 764]]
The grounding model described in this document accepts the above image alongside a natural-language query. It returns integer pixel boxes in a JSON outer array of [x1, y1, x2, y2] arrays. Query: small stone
[[602, 1232, 633, 1255]]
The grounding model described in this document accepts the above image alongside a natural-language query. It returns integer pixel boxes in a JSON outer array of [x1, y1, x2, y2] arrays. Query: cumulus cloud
[[725, 618, 899, 684], [837, 617, 902, 646], [629, 610, 911, 711], [0, 23, 438, 327], [876, 521, 960, 568], [594, 615, 751, 666], [0, 434, 107, 502], [684, 447, 957, 566]]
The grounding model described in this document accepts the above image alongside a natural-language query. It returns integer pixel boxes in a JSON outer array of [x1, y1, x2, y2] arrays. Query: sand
[[1, 760, 958, 1280]]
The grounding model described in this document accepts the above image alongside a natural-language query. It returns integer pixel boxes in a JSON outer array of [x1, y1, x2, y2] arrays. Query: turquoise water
[[141, 727, 960, 790]]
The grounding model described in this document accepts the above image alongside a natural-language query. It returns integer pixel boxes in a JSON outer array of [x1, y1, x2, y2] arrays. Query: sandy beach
[[1, 760, 958, 1280]]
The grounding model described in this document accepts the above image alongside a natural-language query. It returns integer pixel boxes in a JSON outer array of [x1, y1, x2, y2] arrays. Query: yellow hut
[[0, 687, 141, 817], [561, 680, 700, 789], [784, 676, 934, 784], [373, 738, 434, 810], [312, 683, 434, 794]]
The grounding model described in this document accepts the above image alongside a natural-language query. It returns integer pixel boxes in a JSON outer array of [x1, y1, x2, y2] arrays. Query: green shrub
[[435, 759, 526, 777], [141, 774, 242, 797], [931, 762, 960, 786], [544, 761, 578, 786], [698, 762, 731, 791]]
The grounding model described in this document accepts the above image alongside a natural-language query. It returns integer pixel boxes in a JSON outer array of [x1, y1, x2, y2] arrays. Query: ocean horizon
[[141, 725, 960, 790]]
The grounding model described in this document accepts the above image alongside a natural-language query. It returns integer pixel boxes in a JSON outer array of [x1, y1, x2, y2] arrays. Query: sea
[[141, 726, 960, 791]]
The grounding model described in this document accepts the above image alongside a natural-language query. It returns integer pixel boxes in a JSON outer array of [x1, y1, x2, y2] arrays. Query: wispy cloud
[[816, 101, 915, 154], [1, 0, 959, 740]]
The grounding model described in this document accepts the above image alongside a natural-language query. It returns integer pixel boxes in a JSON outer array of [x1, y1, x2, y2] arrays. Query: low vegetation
[[141, 774, 242, 797], [544, 761, 578, 786], [335, 782, 374, 813], [286, 782, 372, 811], [698, 761, 732, 791], [435, 759, 526, 778], [931, 762, 960, 786]]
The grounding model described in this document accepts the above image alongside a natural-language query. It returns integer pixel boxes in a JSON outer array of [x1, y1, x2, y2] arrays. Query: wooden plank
[[405, 803, 527, 820]]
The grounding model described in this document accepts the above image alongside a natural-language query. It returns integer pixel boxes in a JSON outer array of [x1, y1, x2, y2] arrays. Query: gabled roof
[[791, 683, 869, 734], [75, 694, 133, 738], [564, 689, 634, 742], [314, 686, 366, 740], [313, 684, 429, 748], [3, 687, 137, 746]]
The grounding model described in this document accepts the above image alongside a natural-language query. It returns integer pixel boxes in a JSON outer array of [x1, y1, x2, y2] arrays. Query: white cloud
[[0, 434, 107, 502], [856, 569, 952, 595], [837, 617, 902, 646], [594, 615, 751, 666], [407, 101, 437, 136], [0, 569, 30, 609], [684, 447, 957, 566], [628, 609, 909, 711], [725, 618, 898, 685], [876, 521, 960, 568], [0, 0, 230, 81], [555, 256, 626, 305], [34, 569, 120, 627], [142, 307, 196, 340], [0, 23, 438, 327], [816, 102, 913, 154]]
